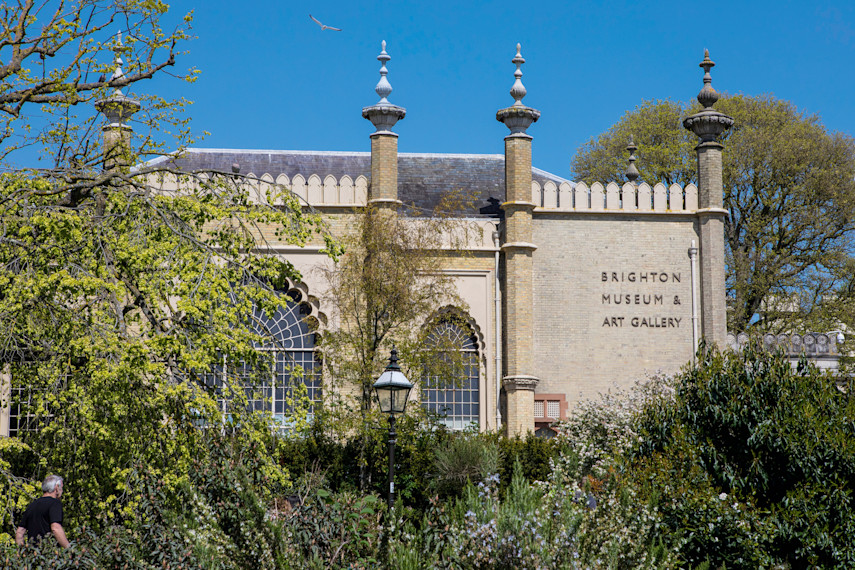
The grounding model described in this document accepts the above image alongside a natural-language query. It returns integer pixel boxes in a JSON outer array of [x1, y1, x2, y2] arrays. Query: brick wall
[[532, 213, 699, 405]]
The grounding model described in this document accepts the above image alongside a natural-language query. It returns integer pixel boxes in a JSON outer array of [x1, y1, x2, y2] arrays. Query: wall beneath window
[[532, 213, 700, 405]]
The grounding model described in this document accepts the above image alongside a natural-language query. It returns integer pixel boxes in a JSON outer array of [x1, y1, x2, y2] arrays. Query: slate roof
[[145, 148, 574, 217]]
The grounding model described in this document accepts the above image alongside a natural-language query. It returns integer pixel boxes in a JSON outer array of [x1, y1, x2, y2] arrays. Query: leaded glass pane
[[421, 319, 480, 430], [192, 289, 322, 427]]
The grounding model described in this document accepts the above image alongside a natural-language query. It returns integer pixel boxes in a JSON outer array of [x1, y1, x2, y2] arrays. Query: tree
[[0, 0, 334, 552], [571, 96, 855, 333], [316, 198, 479, 487], [632, 346, 855, 567], [0, 0, 197, 170]]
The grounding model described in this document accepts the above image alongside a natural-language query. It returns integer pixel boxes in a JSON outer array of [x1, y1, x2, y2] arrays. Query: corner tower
[[496, 44, 540, 436]]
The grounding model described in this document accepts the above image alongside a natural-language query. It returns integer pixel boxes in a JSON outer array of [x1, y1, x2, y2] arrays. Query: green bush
[[495, 433, 560, 496], [431, 433, 500, 498], [632, 346, 855, 568], [280, 410, 454, 510], [3, 428, 293, 569], [281, 488, 383, 568]]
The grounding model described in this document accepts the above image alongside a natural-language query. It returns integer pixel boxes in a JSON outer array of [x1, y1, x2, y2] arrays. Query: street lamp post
[[372, 347, 413, 509]]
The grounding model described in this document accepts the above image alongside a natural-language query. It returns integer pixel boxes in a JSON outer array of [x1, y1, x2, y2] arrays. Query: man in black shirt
[[15, 474, 69, 548]]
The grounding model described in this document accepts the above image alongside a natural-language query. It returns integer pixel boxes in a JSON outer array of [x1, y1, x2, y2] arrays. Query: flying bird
[[309, 14, 342, 31]]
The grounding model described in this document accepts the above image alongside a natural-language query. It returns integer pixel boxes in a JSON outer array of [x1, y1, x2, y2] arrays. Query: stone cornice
[[501, 242, 537, 252], [695, 207, 729, 216], [501, 200, 537, 209], [502, 375, 539, 391], [366, 198, 403, 206]]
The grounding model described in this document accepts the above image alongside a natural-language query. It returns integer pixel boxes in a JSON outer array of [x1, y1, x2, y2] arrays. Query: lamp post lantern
[[373, 347, 413, 509]]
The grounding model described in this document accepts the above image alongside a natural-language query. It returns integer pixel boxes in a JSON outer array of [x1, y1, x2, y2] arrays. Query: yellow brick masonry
[[696, 142, 727, 346], [102, 125, 133, 171], [501, 135, 538, 436], [369, 133, 400, 207]]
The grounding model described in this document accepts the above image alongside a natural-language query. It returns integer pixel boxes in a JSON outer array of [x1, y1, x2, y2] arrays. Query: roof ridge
[[181, 148, 507, 160]]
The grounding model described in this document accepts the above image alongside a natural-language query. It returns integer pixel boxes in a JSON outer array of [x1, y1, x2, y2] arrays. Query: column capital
[[502, 375, 539, 391]]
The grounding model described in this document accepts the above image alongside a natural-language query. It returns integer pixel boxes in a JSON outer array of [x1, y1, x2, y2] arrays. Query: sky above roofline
[[12, 1, 855, 181]]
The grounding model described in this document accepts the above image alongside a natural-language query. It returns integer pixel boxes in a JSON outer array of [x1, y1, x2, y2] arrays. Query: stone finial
[[362, 40, 406, 134], [510, 43, 527, 107], [496, 43, 540, 136], [110, 31, 126, 96], [375, 40, 392, 104], [625, 135, 639, 184], [682, 49, 734, 143], [697, 49, 719, 109], [94, 31, 140, 127]]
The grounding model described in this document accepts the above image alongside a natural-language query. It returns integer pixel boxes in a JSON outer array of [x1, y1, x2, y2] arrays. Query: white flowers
[[719, 492, 728, 501]]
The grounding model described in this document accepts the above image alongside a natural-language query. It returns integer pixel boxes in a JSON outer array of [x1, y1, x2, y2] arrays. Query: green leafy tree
[[632, 346, 855, 568], [0, 0, 334, 555], [316, 198, 479, 488], [572, 96, 855, 333]]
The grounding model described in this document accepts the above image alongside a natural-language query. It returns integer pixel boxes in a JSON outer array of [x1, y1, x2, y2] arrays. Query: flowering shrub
[[631, 346, 855, 568], [390, 461, 682, 569]]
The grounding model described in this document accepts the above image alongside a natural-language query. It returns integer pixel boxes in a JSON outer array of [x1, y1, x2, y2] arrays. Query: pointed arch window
[[421, 319, 480, 430]]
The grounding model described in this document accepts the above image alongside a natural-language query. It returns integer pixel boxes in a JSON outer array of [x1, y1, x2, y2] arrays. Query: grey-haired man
[[15, 475, 69, 548]]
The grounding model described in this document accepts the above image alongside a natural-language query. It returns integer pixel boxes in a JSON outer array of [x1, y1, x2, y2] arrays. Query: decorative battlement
[[146, 171, 369, 207], [148, 171, 700, 213], [727, 332, 842, 356], [531, 181, 699, 212]]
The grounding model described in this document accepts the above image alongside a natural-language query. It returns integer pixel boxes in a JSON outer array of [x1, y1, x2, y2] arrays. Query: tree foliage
[[0, 0, 198, 170], [572, 96, 855, 333], [316, 197, 480, 488], [317, 199, 479, 421], [0, 0, 334, 551], [632, 346, 855, 568]]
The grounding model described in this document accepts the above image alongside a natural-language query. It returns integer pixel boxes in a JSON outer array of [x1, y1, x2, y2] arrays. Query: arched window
[[248, 287, 322, 423], [421, 319, 480, 430], [201, 286, 322, 427]]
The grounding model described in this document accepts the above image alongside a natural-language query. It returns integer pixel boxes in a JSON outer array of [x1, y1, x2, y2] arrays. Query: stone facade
[[0, 45, 738, 439], [532, 214, 699, 403], [146, 45, 732, 437]]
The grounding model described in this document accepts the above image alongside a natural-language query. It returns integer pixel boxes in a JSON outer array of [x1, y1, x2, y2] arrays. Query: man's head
[[42, 475, 63, 497]]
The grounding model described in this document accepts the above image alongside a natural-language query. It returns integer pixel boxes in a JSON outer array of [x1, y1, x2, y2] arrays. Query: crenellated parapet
[[531, 181, 699, 212], [146, 171, 370, 207]]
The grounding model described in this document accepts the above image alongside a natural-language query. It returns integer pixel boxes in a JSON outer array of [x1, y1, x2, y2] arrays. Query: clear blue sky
[[145, 0, 854, 179]]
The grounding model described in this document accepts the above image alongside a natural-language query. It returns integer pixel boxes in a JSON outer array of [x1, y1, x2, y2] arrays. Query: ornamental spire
[[362, 40, 406, 133], [510, 43, 527, 107], [94, 30, 140, 128], [625, 135, 639, 184], [496, 43, 540, 136], [374, 40, 393, 104], [697, 49, 720, 109], [110, 31, 127, 97], [682, 49, 734, 143]]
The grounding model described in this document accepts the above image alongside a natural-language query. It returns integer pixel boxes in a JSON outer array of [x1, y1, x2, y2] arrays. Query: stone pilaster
[[100, 123, 135, 172], [683, 50, 733, 348], [503, 377, 537, 436], [695, 143, 728, 345], [497, 44, 540, 436]]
